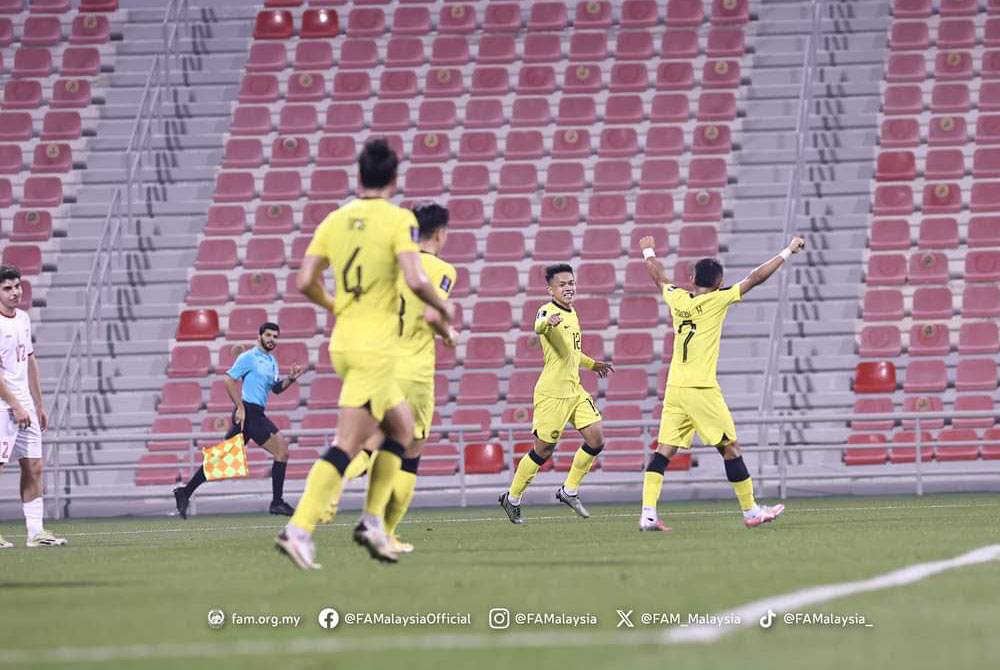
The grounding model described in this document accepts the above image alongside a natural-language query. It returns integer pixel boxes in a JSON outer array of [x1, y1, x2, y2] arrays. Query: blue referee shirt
[[227, 347, 279, 408]]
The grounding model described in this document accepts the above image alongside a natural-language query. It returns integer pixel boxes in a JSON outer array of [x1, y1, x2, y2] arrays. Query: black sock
[[724, 456, 750, 483], [271, 461, 287, 503], [646, 452, 669, 475], [182, 467, 206, 497]]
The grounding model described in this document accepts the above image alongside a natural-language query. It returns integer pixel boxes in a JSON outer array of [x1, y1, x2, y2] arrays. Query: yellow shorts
[[658, 386, 737, 448], [399, 377, 434, 441], [532, 391, 601, 444], [331, 350, 405, 423]]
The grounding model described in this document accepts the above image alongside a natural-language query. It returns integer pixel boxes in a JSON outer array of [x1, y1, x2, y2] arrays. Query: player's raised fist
[[787, 236, 806, 254], [638, 236, 656, 252], [547, 313, 563, 327]]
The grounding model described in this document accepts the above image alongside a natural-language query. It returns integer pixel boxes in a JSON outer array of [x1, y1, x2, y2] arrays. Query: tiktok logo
[[759, 609, 776, 629]]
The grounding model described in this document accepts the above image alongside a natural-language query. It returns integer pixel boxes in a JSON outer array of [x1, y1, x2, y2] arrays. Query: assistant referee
[[174, 322, 305, 518]]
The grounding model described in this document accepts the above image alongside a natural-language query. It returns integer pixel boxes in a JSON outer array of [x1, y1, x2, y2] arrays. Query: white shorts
[[0, 408, 42, 464]]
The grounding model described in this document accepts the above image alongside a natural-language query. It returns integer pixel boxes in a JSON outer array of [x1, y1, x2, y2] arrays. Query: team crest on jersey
[[351, 218, 365, 230], [550, 430, 560, 440], [537, 309, 547, 319], [439, 276, 452, 293]]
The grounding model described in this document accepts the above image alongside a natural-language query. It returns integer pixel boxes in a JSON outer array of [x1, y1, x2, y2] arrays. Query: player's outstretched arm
[[737, 236, 806, 297], [399, 251, 455, 324], [296, 254, 336, 313], [638, 236, 669, 289]]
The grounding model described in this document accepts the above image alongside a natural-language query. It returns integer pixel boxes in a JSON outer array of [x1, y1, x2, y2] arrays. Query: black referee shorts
[[226, 402, 279, 447]]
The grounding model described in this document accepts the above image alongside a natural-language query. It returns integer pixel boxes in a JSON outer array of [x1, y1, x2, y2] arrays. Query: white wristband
[[779, 248, 792, 261], [642, 248, 656, 260]]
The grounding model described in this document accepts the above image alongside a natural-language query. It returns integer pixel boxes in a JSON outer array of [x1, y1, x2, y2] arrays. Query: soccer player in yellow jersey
[[637, 234, 806, 532], [499, 264, 615, 524], [320, 203, 458, 555], [275, 140, 455, 568]]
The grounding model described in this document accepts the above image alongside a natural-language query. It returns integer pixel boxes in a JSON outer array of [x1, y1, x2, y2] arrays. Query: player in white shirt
[[0, 265, 66, 548]]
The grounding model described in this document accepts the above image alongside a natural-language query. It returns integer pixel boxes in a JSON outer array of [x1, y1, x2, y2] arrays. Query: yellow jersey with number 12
[[662, 284, 741, 388], [305, 198, 419, 353], [395, 252, 457, 383], [533, 301, 594, 399]]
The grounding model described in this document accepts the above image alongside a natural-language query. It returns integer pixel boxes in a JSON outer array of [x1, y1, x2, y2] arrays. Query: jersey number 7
[[677, 320, 697, 363]]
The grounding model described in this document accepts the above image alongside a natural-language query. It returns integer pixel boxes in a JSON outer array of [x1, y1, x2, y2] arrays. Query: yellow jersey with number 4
[[662, 284, 741, 388], [533, 301, 595, 399], [395, 252, 456, 383], [305, 198, 419, 353]]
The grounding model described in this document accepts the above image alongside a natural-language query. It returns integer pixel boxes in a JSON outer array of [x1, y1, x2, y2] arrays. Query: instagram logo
[[488, 608, 511, 630]]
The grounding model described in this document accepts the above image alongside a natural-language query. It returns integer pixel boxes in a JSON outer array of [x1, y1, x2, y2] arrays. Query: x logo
[[616, 609, 634, 629]]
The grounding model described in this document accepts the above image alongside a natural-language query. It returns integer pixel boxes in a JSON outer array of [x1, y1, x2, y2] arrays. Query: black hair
[[412, 203, 449, 239], [694, 258, 724, 288], [358, 138, 399, 189], [259, 322, 280, 336], [0, 265, 21, 284], [545, 263, 574, 284]]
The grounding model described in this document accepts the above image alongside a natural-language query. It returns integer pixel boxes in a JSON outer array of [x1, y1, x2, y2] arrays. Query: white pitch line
[[0, 501, 993, 539], [1, 542, 998, 665], [667, 542, 1000, 643]]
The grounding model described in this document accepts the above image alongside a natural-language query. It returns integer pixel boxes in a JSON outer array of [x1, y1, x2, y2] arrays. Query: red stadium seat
[[614, 332, 655, 365], [656, 62, 694, 90], [962, 285, 1000, 318], [890, 431, 934, 464], [227, 308, 268, 341], [484, 231, 524, 262], [62, 47, 100, 77], [899, 395, 942, 427], [478, 35, 516, 64], [667, 0, 704, 26], [866, 253, 907, 285], [580, 229, 622, 260], [465, 336, 506, 369], [158, 381, 202, 415], [870, 219, 910, 250], [965, 250, 1000, 282], [859, 325, 902, 358], [956, 359, 998, 392], [514, 335, 543, 368], [177, 309, 220, 342], [167, 346, 211, 378], [662, 29, 698, 58], [855, 362, 897, 393], [935, 51, 972, 81], [938, 19, 975, 49], [450, 408, 492, 443], [575, 298, 611, 330], [505, 371, 537, 404], [149, 417, 193, 452], [431, 36, 470, 65], [464, 443, 504, 474], [851, 397, 895, 432], [953, 396, 996, 430], [458, 373, 499, 405], [2, 245, 42, 275], [483, 2, 521, 31], [490, 197, 530, 228], [903, 360, 947, 393], [418, 444, 459, 477], [13, 47, 53, 78], [928, 115, 965, 146], [863, 290, 904, 322], [254, 204, 294, 235], [890, 22, 929, 51], [254, 10, 294, 39], [187, 275, 229, 306], [677, 226, 719, 257], [688, 158, 727, 188], [11, 210, 52, 242], [276, 306, 317, 338], [983, 428, 1000, 460], [913, 287, 953, 320], [306, 376, 342, 410], [887, 53, 926, 83], [471, 302, 513, 332], [958, 321, 999, 355], [908, 323, 949, 357], [935, 429, 980, 461], [844, 433, 888, 466], [301, 8, 339, 38], [879, 118, 919, 148], [393, 6, 430, 35], [135, 454, 182, 487], [609, 63, 648, 94], [918, 217, 959, 249], [22, 177, 62, 208], [606, 369, 647, 402], [533, 230, 573, 261], [908, 251, 949, 284]]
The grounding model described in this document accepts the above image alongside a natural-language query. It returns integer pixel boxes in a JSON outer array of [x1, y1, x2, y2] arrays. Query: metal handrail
[[756, 0, 826, 471]]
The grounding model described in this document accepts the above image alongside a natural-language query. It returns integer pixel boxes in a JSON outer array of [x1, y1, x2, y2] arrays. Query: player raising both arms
[[275, 139, 454, 568], [637, 235, 806, 532], [320, 203, 458, 555], [0, 265, 65, 548], [499, 264, 615, 524]]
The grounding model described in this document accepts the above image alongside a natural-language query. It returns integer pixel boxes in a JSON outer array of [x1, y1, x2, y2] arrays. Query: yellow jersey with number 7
[[305, 198, 419, 353], [662, 284, 741, 388]]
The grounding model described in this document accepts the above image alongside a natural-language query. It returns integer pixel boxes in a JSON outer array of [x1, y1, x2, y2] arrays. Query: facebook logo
[[317, 608, 340, 630]]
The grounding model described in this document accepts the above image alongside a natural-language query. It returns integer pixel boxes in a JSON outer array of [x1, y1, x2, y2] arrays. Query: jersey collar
[[549, 299, 573, 313]]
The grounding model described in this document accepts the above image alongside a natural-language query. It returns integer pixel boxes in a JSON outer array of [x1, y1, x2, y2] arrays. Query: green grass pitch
[[1, 493, 999, 670]]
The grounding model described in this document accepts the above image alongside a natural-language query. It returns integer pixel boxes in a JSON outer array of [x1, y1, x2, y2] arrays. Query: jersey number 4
[[677, 320, 697, 363], [343, 247, 364, 301]]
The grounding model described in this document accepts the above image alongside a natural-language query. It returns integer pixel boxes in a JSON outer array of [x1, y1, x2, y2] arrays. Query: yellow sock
[[642, 471, 664, 508], [509, 451, 542, 499], [562, 446, 597, 493], [363, 449, 403, 519], [290, 460, 344, 534], [384, 470, 417, 536], [344, 450, 371, 480], [732, 477, 756, 512]]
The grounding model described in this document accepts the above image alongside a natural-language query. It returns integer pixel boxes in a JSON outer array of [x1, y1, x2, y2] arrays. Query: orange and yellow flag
[[202, 434, 249, 481]]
